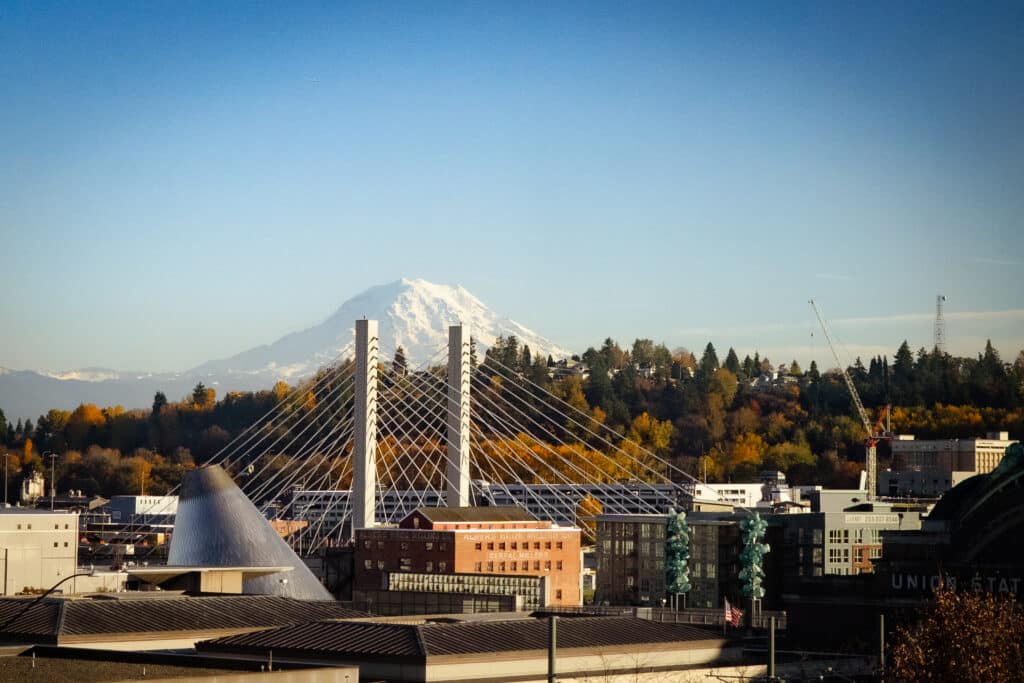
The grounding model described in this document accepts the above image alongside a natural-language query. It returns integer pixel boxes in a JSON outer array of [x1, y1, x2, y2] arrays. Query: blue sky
[[1, 1, 1021, 372]]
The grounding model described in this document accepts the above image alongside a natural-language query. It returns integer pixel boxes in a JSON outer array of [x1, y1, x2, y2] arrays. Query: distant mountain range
[[0, 278, 571, 420]]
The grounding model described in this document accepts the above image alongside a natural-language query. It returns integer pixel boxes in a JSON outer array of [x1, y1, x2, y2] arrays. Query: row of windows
[[472, 560, 562, 573], [474, 540, 563, 551], [361, 539, 450, 552], [363, 559, 449, 572]]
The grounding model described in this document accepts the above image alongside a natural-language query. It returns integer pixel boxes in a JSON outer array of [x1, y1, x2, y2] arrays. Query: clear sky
[[1, 1, 1021, 372]]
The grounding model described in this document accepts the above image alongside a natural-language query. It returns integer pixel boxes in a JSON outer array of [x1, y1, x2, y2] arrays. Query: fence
[[538, 604, 788, 630]]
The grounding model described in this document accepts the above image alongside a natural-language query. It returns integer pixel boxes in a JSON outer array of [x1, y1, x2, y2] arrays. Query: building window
[[556, 561, 563, 571], [487, 562, 494, 572], [626, 576, 635, 587], [400, 542, 409, 551], [425, 542, 433, 551], [439, 542, 448, 551], [556, 589, 563, 600], [377, 560, 385, 570], [64, 542, 68, 547], [556, 541, 563, 550], [363, 540, 372, 549], [534, 561, 540, 570], [474, 562, 483, 572], [511, 542, 517, 550], [439, 562, 447, 572], [511, 561, 517, 571], [499, 542, 506, 550], [400, 558, 412, 572], [364, 560, 373, 570], [475, 542, 482, 550], [499, 562, 506, 572], [545, 541, 552, 550], [425, 561, 434, 573], [534, 542, 540, 550], [522, 564, 529, 572], [377, 541, 385, 549], [544, 561, 551, 571], [487, 542, 494, 550], [53, 542, 58, 548]]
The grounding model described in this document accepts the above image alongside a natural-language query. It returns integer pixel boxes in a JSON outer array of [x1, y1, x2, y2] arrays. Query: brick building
[[354, 507, 582, 607]]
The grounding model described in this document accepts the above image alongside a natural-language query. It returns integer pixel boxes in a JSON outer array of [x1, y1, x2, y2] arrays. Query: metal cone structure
[[168, 464, 331, 600]]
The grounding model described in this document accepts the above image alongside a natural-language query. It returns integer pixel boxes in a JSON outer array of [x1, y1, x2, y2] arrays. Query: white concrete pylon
[[446, 324, 472, 508], [352, 319, 378, 534]]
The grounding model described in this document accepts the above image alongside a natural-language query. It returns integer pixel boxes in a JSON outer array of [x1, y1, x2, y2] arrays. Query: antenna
[[934, 295, 946, 354]]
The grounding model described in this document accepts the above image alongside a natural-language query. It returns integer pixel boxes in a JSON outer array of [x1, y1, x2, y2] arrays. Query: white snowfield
[[0, 278, 571, 417], [190, 277, 572, 378]]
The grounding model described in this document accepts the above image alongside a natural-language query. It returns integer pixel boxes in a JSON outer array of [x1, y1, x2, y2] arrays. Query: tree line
[[1, 338, 1021, 503]]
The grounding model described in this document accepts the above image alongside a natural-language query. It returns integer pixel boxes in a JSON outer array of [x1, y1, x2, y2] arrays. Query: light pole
[[45, 452, 58, 511], [0, 570, 97, 632], [2, 452, 11, 506]]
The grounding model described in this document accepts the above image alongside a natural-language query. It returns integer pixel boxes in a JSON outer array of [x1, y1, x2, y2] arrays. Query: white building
[[0, 509, 79, 595], [880, 432, 1018, 497]]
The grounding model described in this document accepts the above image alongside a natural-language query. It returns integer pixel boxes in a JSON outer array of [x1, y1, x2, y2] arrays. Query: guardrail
[[539, 604, 787, 630]]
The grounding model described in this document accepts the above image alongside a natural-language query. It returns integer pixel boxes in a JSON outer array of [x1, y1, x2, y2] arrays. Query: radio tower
[[934, 294, 946, 354]]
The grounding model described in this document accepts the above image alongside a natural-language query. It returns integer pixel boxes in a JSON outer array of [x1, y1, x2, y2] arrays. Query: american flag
[[724, 598, 744, 627]]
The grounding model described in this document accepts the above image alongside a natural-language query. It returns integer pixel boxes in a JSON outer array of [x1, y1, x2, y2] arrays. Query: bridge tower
[[352, 318, 379, 536], [446, 324, 472, 507]]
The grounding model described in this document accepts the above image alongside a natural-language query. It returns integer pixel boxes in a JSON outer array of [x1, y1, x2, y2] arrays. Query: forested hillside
[[1, 337, 1021, 501]]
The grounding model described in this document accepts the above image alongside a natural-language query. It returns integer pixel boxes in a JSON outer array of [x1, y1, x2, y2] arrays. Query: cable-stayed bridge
[[156, 321, 708, 553]]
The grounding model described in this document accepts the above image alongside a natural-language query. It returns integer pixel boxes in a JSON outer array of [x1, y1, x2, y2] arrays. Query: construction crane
[[808, 299, 883, 501]]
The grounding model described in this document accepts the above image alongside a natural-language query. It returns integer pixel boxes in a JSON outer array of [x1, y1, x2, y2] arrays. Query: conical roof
[[168, 465, 331, 600]]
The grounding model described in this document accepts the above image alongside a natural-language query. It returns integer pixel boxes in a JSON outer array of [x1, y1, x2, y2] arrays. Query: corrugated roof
[[199, 616, 723, 660], [0, 595, 369, 642], [410, 506, 538, 524]]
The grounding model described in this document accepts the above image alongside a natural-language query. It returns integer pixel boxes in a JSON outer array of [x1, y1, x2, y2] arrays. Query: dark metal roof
[[199, 616, 724, 660], [0, 595, 369, 642], [409, 506, 538, 524]]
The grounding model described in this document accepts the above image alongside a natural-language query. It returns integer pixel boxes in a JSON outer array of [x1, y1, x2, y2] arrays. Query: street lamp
[[44, 451, 58, 511], [0, 570, 97, 633], [2, 452, 12, 506]]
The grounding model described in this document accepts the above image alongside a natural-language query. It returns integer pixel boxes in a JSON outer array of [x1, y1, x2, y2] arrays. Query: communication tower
[[934, 295, 946, 354]]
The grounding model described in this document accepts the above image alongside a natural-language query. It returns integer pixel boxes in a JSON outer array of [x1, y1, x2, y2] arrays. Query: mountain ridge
[[0, 278, 570, 419]]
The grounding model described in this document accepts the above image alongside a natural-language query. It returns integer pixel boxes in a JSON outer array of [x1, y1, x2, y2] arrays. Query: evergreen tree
[[742, 355, 754, 378], [724, 348, 740, 375], [695, 343, 720, 391], [392, 346, 408, 376], [152, 392, 168, 417]]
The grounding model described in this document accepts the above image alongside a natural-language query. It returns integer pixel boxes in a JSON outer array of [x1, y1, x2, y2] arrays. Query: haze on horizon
[[1, 2, 1022, 374]]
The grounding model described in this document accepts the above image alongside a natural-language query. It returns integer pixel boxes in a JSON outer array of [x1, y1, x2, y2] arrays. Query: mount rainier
[[0, 279, 571, 420]]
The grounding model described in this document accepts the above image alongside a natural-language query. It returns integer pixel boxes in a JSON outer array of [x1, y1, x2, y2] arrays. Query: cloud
[[970, 256, 1023, 267], [832, 309, 1024, 326], [672, 309, 1024, 339]]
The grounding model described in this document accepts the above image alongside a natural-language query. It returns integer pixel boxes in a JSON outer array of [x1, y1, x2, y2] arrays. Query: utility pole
[[2, 453, 10, 506], [47, 452, 58, 511]]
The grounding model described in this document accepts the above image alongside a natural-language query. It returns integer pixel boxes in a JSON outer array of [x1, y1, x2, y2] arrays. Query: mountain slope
[[190, 278, 570, 378], [0, 279, 570, 419]]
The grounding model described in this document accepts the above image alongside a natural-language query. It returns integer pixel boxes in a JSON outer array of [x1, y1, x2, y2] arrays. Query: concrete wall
[[0, 511, 78, 594]]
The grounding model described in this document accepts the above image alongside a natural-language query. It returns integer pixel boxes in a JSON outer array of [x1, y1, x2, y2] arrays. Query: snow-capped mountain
[[191, 278, 570, 379], [0, 279, 571, 419]]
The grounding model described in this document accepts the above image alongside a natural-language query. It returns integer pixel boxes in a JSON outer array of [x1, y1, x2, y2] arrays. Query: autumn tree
[[890, 587, 1024, 682]]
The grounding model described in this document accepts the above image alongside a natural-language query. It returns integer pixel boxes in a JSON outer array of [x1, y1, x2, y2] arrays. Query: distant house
[[549, 358, 589, 381]]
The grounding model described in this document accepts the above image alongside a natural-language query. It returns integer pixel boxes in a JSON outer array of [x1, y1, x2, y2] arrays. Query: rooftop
[[405, 506, 539, 524], [200, 615, 725, 660], [0, 594, 369, 644]]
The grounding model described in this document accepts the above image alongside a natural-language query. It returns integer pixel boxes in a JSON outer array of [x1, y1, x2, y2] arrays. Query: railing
[[538, 604, 787, 630]]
